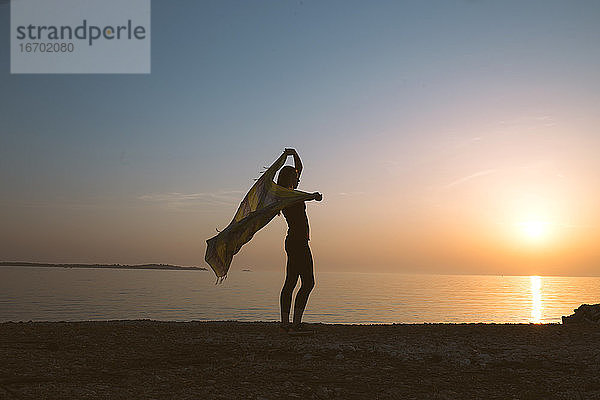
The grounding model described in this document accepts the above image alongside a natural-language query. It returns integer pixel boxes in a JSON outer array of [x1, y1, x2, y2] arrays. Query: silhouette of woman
[[276, 148, 322, 332]]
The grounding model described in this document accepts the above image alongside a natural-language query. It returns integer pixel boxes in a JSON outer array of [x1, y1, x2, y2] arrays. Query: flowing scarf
[[205, 153, 314, 282]]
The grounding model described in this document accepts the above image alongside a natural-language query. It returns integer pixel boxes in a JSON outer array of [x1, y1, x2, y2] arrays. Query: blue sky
[[2, 1, 600, 275]]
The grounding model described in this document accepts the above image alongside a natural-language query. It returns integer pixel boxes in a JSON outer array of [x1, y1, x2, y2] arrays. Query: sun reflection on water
[[530, 276, 542, 323]]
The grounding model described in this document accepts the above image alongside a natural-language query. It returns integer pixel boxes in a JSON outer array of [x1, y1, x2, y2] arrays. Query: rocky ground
[[1, 321, 600, 399]]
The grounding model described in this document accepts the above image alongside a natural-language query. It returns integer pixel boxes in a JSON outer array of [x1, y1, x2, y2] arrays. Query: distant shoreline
[[0, 262, 207, 271]]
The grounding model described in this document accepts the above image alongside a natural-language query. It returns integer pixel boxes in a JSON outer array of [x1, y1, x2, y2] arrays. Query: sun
[[517, 220, 550, 242]]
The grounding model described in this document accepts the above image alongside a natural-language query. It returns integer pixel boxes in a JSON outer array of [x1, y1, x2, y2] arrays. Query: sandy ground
[[1, 320, 599, 399]]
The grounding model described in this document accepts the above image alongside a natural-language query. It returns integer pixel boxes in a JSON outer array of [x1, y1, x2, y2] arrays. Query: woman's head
[[277, 166, 299, 189]]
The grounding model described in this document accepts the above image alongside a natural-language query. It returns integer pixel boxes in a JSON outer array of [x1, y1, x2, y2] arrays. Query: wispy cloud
[[138, 191, 244, 209], [444, 169, 497, 188], [498, 114, 557, 129], [338, 191, 366, 196]]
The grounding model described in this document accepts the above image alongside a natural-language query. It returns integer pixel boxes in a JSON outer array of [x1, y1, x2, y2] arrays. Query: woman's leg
[[292, 244, 314, 327], [280, 244, 300, 326]]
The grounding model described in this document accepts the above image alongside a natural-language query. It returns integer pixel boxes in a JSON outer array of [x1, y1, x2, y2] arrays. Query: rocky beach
[[1, 321, 599, 399]]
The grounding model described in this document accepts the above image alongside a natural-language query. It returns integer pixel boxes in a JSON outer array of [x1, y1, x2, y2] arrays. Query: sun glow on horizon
[[530, 275, 542, 323], [517, 220, 552, 243]]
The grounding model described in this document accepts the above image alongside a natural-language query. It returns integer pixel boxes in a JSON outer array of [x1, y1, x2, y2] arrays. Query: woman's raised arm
[[262, 149, 290, 182], [289, 148, 303, 177]]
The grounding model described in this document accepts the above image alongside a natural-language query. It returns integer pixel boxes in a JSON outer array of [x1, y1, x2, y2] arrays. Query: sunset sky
[[1, 1, 599, 276]]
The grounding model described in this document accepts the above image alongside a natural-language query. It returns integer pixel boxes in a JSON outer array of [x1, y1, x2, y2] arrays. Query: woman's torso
[[282, 202, 309, 242]]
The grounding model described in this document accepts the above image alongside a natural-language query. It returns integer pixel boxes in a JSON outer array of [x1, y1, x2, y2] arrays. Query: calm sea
[[0, 266, 598, 324]]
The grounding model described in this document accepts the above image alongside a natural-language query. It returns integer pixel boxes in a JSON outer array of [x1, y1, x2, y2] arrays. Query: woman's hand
[[312, 192, 323, 201]]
